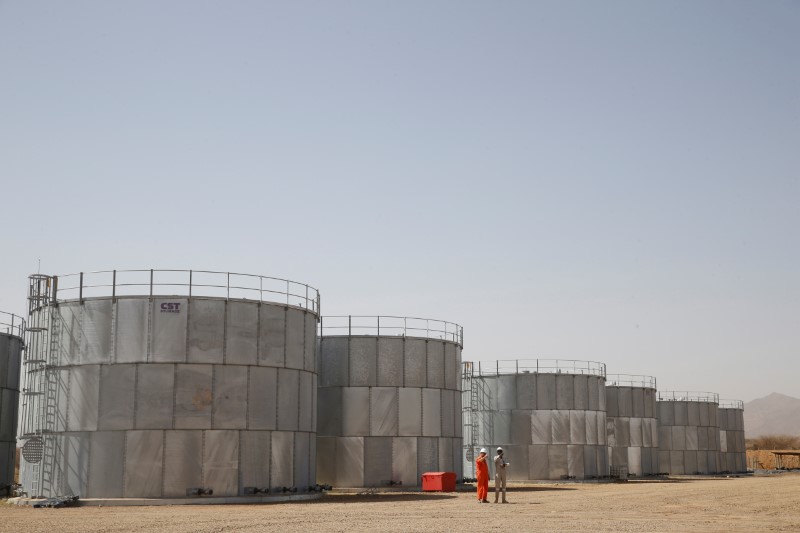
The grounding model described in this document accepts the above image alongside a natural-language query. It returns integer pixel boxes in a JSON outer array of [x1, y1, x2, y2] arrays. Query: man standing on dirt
[[475, 448, 489, 503], [494, 447, 509, 503]]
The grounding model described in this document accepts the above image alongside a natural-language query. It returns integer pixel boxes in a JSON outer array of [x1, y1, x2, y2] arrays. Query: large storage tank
[[469, 359, 609, 480], [316, 316, 463, 488], [1, 312, 24, 492], [18, 270, 320, 500], [605, 375, 659, 477], [656, 391, 720, 475], [718, 400, 746, 473]]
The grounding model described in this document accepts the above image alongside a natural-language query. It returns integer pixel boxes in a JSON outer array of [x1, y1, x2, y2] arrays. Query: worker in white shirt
[[494, 447, 509, 503]]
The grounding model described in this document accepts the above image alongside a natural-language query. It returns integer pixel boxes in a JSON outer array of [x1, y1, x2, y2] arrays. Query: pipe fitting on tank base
[[382, 480, 402, 486], [305, 484, 332, 492], [186, 487, 213, 496], [244, 487, 270, 495], [274, 486, 297, 493]]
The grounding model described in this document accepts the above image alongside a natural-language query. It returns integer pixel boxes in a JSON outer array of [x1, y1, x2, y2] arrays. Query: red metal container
[[421, 471, 456, 492]]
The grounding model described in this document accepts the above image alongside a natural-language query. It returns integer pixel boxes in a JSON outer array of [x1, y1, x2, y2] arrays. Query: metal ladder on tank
[[461, 362, 492, 478], [20, 275, 61, 498]]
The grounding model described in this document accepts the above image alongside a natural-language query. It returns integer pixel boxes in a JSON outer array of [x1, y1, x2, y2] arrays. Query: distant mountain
[[743, 393, 800, 438]]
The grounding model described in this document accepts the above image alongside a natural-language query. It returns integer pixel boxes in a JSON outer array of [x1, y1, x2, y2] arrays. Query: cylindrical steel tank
[[1, 312, 24, 492], [19, 270, 320, 499], [316, 316, 463, 488], [470, 359, 608, 480], [656, 391, 720, 475], [718, 400, 746, 473], [605, 375, 659, 477]]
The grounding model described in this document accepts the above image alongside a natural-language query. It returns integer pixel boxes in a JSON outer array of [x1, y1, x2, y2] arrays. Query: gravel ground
[[2, 473, 799, 532]]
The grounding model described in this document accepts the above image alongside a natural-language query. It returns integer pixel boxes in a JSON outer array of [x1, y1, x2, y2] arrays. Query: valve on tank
[[274, 486, 297, 493], [244, 487, 270, 495], [306, 484, 332, 492], [186, 487, 214, 496]]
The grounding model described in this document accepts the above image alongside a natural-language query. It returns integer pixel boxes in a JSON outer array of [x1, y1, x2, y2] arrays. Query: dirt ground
[[2, 473, 800, 532]]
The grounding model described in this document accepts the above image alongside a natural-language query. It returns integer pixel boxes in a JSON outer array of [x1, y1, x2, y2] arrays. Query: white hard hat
[[480, 448, 487, 454], [497, 447, 503, 452]]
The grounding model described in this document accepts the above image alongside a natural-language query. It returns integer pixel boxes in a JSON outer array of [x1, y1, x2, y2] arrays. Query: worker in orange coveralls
[[475, 448, 490, 503]]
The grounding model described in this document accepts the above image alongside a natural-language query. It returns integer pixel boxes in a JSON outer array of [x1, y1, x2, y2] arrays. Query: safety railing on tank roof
[[718, 399, 744, 410], [474, 359, 606, 378], [0, 310, 25, 338], [38, 269, 320, 313], [657, 391, 719, 403], [606, 374, 657, 389], [319, 315, 463, 346]]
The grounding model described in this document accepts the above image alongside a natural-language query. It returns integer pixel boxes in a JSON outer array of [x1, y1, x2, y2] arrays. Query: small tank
[[656, 391, 720, 475], [605, 375, 659, 476]]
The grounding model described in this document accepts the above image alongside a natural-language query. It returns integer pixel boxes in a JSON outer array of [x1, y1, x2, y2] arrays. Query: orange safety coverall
[[476, 455, 489, 501]]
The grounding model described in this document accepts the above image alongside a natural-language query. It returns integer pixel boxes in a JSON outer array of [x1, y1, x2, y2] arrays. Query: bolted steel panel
[[651, 418, 659, 448], [452, 438, 463, 478], [444, 343, 458, 391], [585, 410, 598, 445], [115, 300, 148, 363], [416, 437, 439, 483], [438, 437, 455, 474], [426, 341, 445, 389], [277, 368, 300, 431], [699, 402, 711, 427], [567, 444, 584, 479], [629, 417, 643, 447], [422, 388, 442, 437], [315, 437, 336, 486], [213, 366, 248, 429], [370, 387, 399, 437], [615, 418, 631, 447], [319, 337, 349, 387], [163, 430, 203, 497], [304, 313, 316, 373], [617, 387, 632, 417], [697, 426, 709, 450], [309, 434, 317, 484], [440, 389, 455, 437], [658, 425, 673, 450], [335, 436, 364, 488], [87, 431, 124, 498], [631, 387, 645, 418], [597, 412, 607, 445], [642, 418, 653, 448], [342, 387, 370, 436], [658, 451, 670, 473], [670, 451, 684, 474], [67, 365, 100, 431], [62, 433, 90, 498], [687, 402, 700, 427], [135, 364, 174, 429], [641, 447, 653, 475], [58, 303, 82, 365], [598, 379, 606, 411], [511, 409, 532, 446], [570, 411, 587, 445], [555, 375, 574, 410], [203, 430, 239, 497], [98, 364, 135, 430], [583, 445, 597, 478], [258, 305, 285, 367], [271, 431, 295, 488], [606, 418, 616, 447], [492, 410, 511, 444], [316, 387, 342, 436], [240, 430, 271, 493], [403, 339, 427, 388], [529, 444, 549, 479], [392, 436, 417, 487], [587, 376, 600, 411], [573, 376, 589, 410], [377, 338, 404, 387], [503, 444, 528, 481], [364, 436, 393, 486], [548, 445, 568, 479], [454, 392, 463, 438], [496, 375, 517, 411], [658, 401, 675, 426], [628, 447, 642, 476], [151, 298, 188, 363], [349, 338, 377, 386], [225, 301, 258, 365], [531, 410, 552, 445], [551, 410, 570, 445], [398, 388, 422, 436], [674, 402, 688, 426], [536, 374, 556, 410], [187, 299, 225, 364], [298, 371, 314, 432], [672, 426, 687, 450], [515, 373, 537, 410], [248, 366, 277, 430], [293, 432, 311, 489], [643, 389, 655, 418], [696, 450, 709, 474], [80, 299, 113, 364], [285, 308, 306, 371], [685, 426, 699, 451], [0, 337, 7, 388], [606, 387, 619, 417], [174, 364, 213, 429]]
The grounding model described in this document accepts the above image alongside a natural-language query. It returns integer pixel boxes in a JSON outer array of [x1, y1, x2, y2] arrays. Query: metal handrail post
[[189, 270, 193, 298], [348, 315, 351, 336], [79, 272, 83, 304], [227, 273, 230, 299], [286, 280, 290, 305], [149, 269, 154, 299], [112, 270, 116, 299], [377, 316, 380, 336]]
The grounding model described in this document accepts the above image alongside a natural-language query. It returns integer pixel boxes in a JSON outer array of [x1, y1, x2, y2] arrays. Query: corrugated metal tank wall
[[472, 364, 609, 480], [20, 296, 318, 498], [316, 335, 463, 487], [656, 393, 720, 475], [718, 403, 746, 473], [605, 377, 659, 476], [0, 328, 23, 489]]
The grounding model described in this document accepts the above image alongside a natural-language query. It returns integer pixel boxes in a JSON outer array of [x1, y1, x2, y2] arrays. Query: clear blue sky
[[1, 1, 797, 402]]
